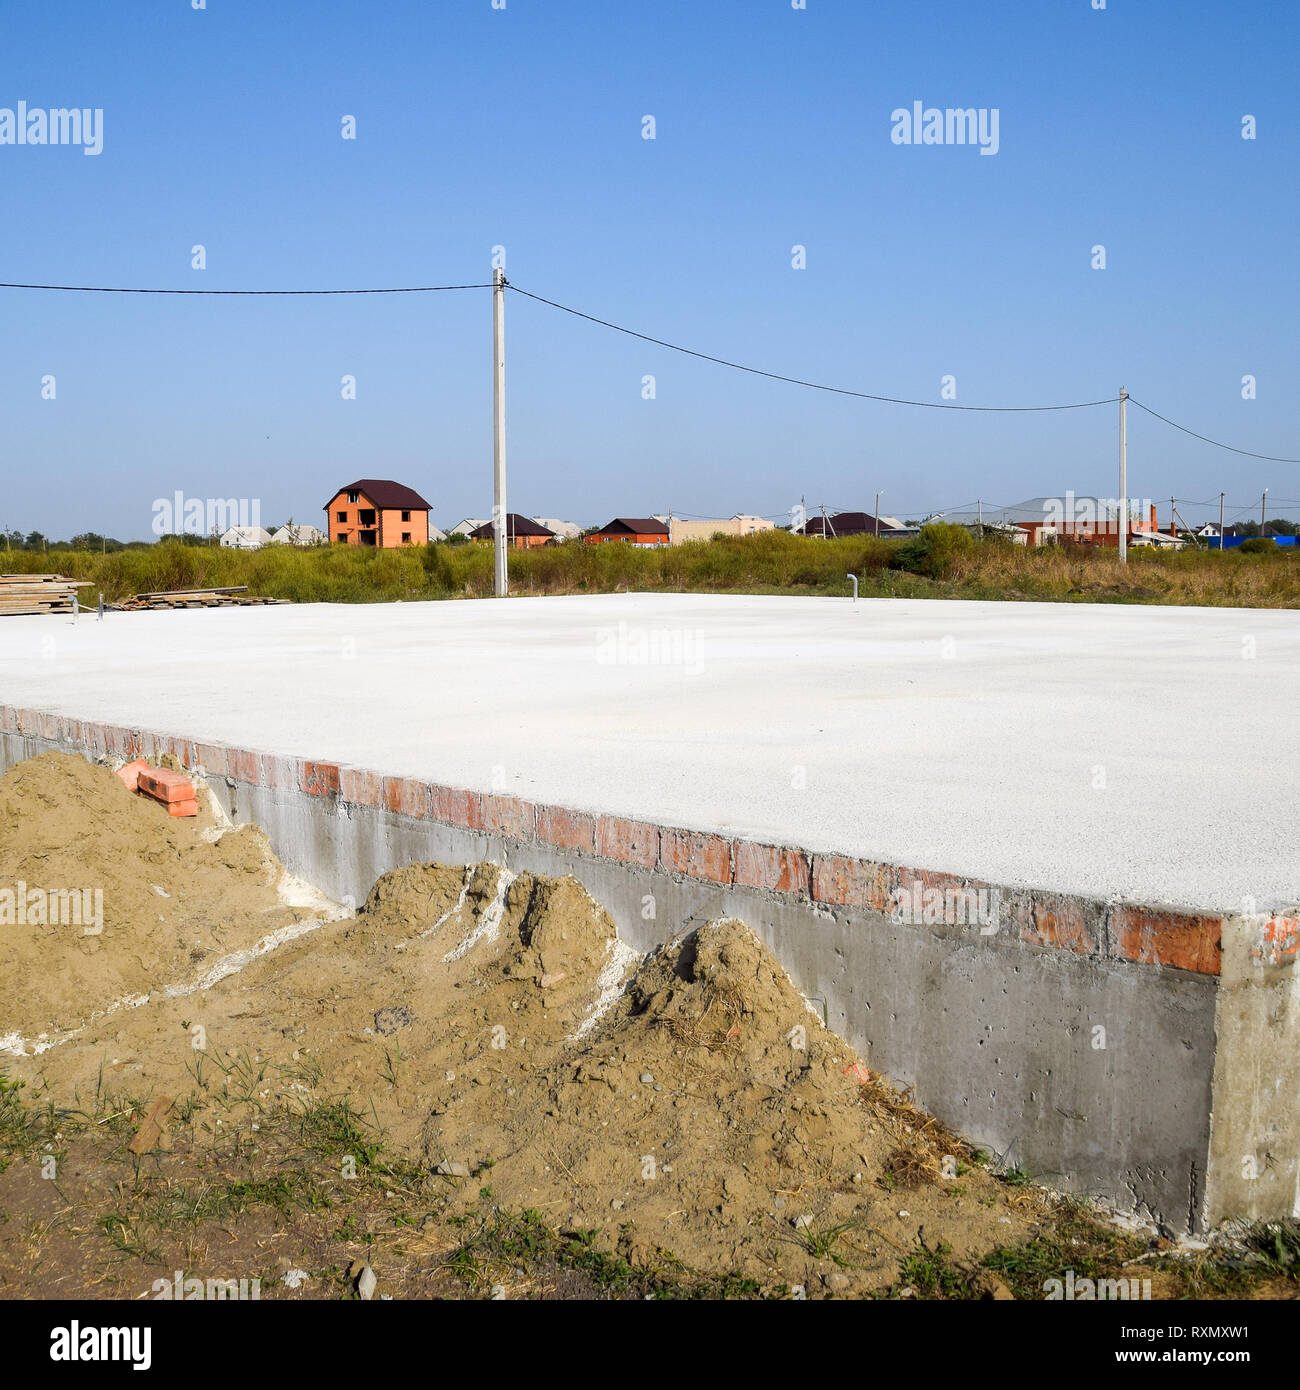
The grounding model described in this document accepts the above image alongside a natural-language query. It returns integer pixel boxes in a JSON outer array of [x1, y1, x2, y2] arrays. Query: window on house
[[401, 510, 410, 522], [347, 491, 359, 504], [336, 533, 346, 543], [337, 511, 346, 522], [401, 532, 411, 544]]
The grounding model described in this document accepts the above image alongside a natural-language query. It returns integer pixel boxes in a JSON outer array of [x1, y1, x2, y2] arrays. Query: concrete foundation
[[2, 709, 1296, 1233]]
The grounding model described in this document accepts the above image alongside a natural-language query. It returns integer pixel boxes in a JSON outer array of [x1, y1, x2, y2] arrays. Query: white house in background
[[532, 517, 581, 541], [428, 523, 448, 542], [268, 523, 325, 546], [446, 518, 489, 537], [668, 514, 776, 544], [220, 525, 272, 549]]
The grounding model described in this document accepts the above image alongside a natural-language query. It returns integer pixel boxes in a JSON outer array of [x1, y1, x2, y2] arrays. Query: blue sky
[[2, 0, 1297, 540]]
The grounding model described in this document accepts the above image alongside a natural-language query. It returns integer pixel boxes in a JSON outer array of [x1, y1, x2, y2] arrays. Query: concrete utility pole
[[1261, 488, 1269, 536], [874, 491, 882, 537], [1118, 386, 1128, 563], [977, 498, 983, 537], [1219, 492, 1225, 550], [492, 266, 508, 598]]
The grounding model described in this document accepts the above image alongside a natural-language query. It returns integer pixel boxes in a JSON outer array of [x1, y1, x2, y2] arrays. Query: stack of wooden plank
[[113, 586, 290, 611], [0, 573, 93, 616]]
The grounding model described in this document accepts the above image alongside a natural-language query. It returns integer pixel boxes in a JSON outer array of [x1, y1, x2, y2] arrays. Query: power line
[[1127, 396, 1300, 463], [0, 281, 492, 295], [4, 274, 1298, 463], [505, 282, 1118, 414]]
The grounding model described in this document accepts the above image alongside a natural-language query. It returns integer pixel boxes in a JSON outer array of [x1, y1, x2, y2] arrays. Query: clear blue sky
[[3, 0, 1297, 540]]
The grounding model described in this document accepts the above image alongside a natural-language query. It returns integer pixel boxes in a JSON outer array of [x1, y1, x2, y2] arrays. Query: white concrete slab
[[2, 593, 1296, 912]]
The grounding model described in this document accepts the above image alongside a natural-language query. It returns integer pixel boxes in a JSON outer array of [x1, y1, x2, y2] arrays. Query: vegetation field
[[3, 526, 1298, 609]]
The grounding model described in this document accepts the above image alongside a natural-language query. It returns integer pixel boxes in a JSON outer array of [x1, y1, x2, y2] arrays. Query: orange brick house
[[324, 479, 431, 547], [585, 517, 670, 547]]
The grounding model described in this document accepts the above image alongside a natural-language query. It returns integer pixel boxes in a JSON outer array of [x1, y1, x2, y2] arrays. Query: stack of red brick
[[115, 759, 199, 817]]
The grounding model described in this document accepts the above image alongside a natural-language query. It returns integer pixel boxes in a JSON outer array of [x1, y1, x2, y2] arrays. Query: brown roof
[[799, 511, 899, 537], [468, 513, 556, 540], [593, 517, 670, 536], [323, 479, 432, 511]]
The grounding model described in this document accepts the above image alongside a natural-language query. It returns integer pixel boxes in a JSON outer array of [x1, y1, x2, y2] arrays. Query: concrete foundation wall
[[3, 711, 1296, 1233]]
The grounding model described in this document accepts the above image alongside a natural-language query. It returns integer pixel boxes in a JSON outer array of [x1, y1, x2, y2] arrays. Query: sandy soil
[[0, 754, 1045, 1293]]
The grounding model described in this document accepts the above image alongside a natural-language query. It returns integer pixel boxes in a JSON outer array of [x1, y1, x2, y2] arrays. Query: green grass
[[442, 1207, 770, 1300], [3, 526, 1297, 607]]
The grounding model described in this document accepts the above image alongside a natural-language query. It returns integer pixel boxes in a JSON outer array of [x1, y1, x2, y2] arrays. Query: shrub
[[1239, 537, 1279, 555], [889, 523, 977, 580]]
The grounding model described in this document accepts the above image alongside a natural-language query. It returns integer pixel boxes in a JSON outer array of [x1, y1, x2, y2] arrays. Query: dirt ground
[[0, 754, 1294, 1301]]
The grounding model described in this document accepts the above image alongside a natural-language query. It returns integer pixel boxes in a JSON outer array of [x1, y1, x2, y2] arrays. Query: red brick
[[1252, 916, 1300, 967], [811, 855, 893, 911], [37, 711, 62, 742], [115, 758, 150, 791], [164, 797, 199, 818], [595, 814, 659, 868], [104, 726, 139, 759], [734, 841, 810, 895], [0, 705, 18, 735], [1018, 896, 1095, 955], [429, 784, 485, 830], [164, 738, 198, 769], [481, 792, 534, 840], [536, 804, 597, 854], [383, 776, 431, 820], [339, 766, 383, 807], [660, 827, 733, 884], [138, 767, 195, 803], [262, 754, 304, 792], [226, 748, 260, 785], [302, 760, 341, 797], [196, 743, 228, 778], [1109, 906, 1221, 975], [84, 720, 108, 755]]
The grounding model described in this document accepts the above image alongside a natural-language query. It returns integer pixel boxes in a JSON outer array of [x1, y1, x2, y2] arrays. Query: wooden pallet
[[112, 585, 290, 612], [0, 574, 93, 616]]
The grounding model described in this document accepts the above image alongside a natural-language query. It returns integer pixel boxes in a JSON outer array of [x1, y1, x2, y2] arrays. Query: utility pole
[[977, 498, 983, 537], [1261, 488, 1268, 537], [1118, 386, 1128, 563], [1219, 492, 1225, 551], [492, 265, 508, 598], [1170, 495, 1176, 539], [874, 491, 881, 537]]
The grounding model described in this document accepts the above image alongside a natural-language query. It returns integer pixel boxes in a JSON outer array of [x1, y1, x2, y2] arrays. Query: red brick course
[[382, 775, 431, 820], [481, 792, 535, 840], [734, 841, 810, 894], [536, 805, 597, 854], [660, 827, 733, 883], [595, 814, 660, 868], [1109, 906, 1222, 976]]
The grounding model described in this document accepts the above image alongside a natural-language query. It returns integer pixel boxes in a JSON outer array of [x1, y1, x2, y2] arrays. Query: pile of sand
[[7, 836, 1043, 1291], [0, 753, 336, 1044]]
